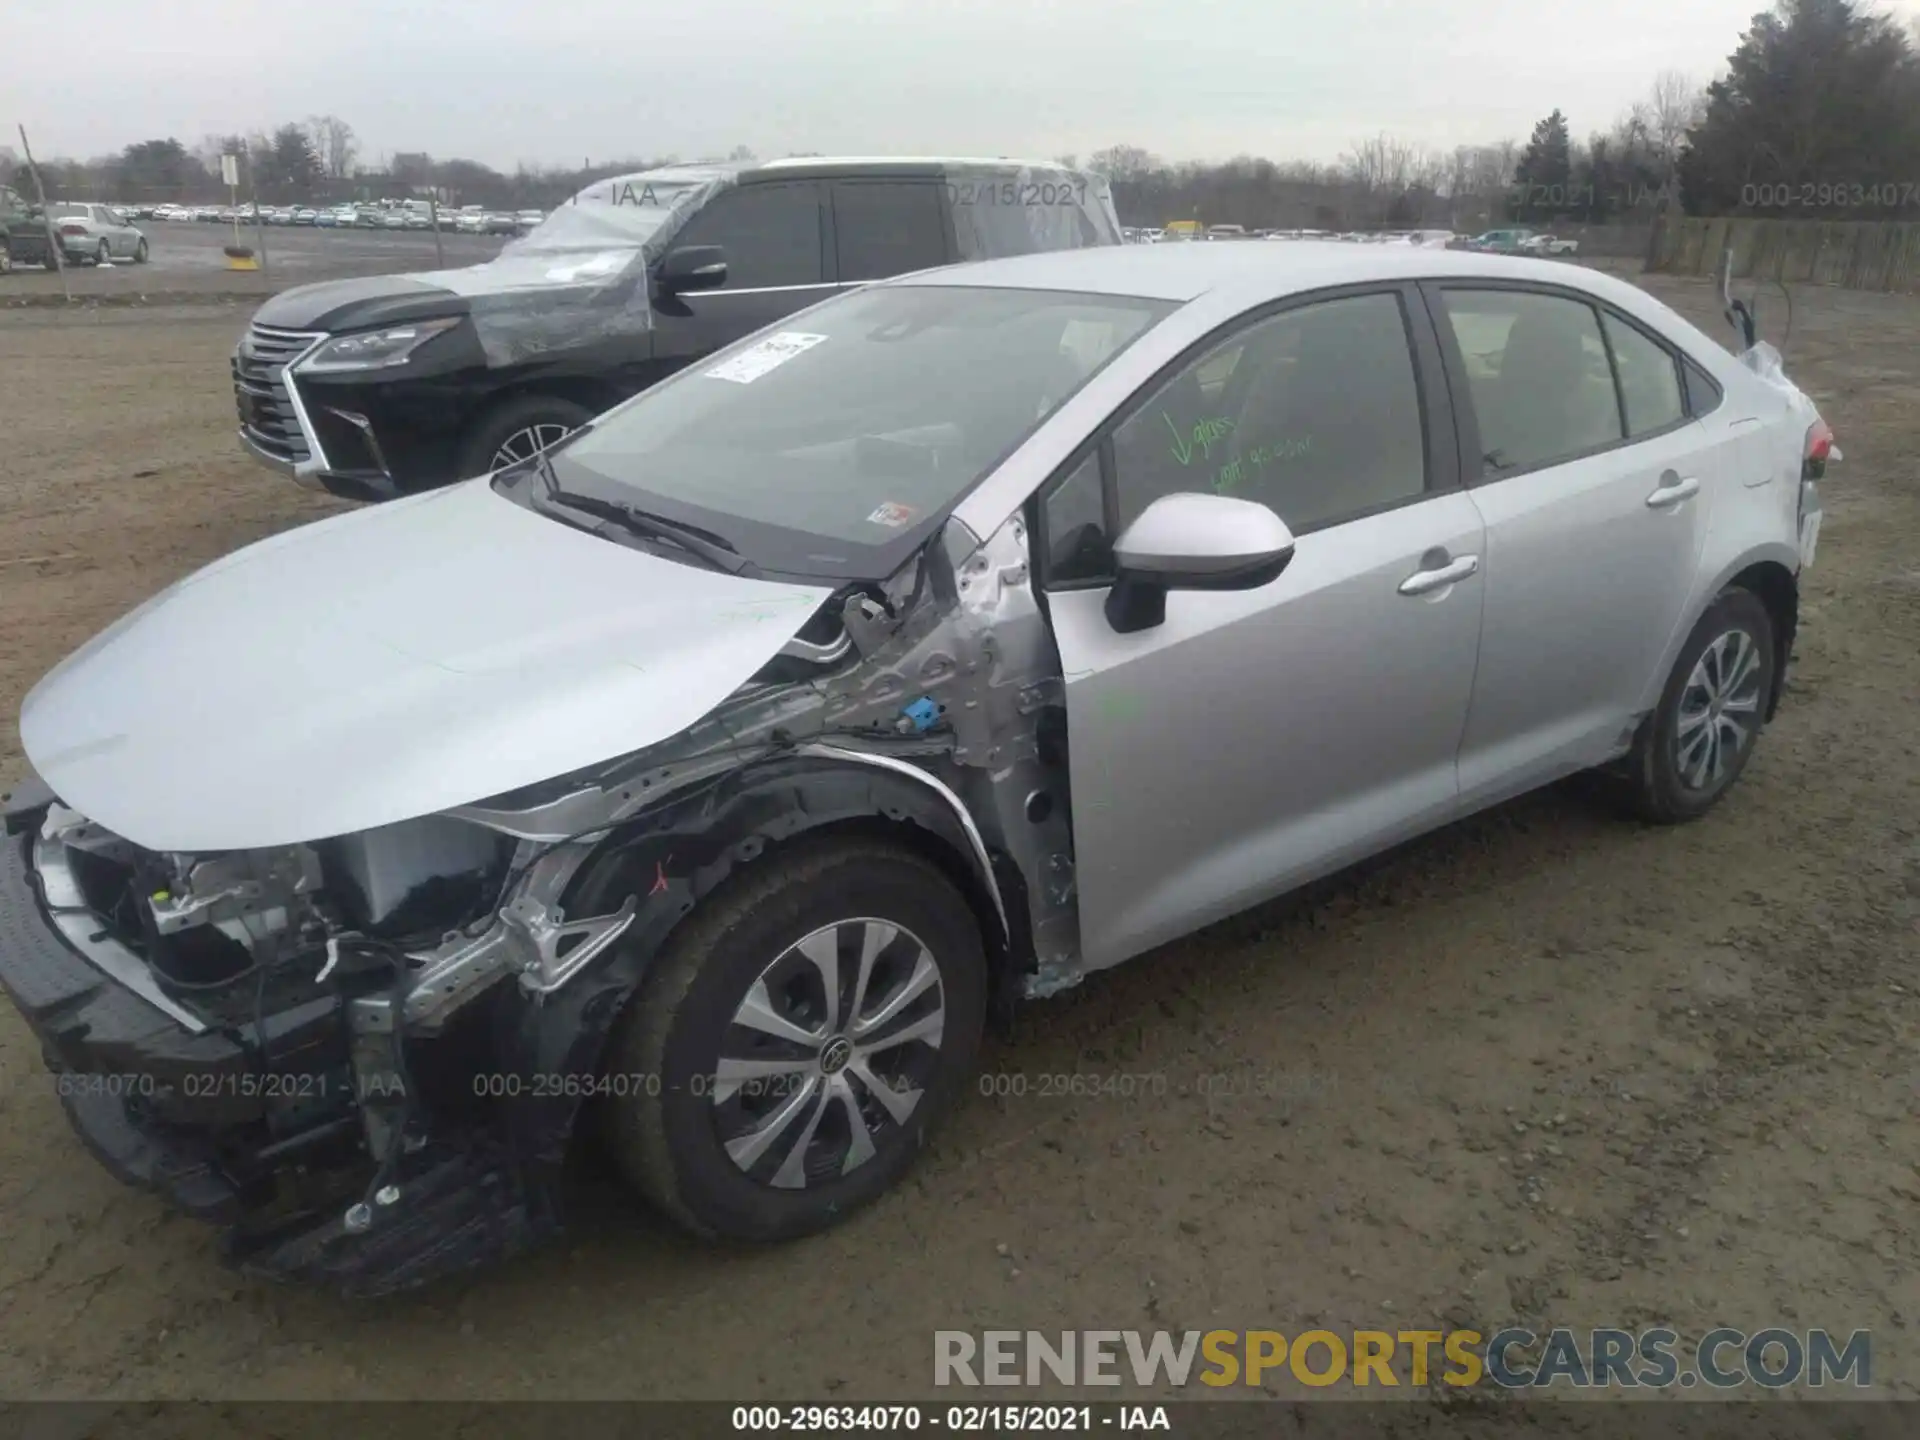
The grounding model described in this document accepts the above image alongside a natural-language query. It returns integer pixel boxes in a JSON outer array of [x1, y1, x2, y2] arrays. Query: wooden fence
[[1648, 216, 1920, 293]]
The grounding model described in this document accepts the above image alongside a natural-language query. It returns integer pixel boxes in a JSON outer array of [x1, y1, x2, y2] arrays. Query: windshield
[[503, 173, 717, 257], [542, 283, 1173, 580]]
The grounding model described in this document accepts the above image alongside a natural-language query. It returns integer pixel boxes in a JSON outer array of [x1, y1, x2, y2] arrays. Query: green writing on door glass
[[1163, 411, 1235, 467], [1213, 435, 1313, 494]]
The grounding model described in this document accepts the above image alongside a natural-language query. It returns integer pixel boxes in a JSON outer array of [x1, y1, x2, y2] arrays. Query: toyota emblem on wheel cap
[[819, 1036, 854, 1075]]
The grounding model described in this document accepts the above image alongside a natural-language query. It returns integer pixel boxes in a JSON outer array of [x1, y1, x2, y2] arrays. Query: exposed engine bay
[[12, 509, 1077, 1294]]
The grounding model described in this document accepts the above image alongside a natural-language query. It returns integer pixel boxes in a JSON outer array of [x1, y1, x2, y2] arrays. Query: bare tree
[[1342, 132, 1419, 193], [193, 133, 247, 180], [1646, 70, 1704, 176], [1086, 144, 1161, 181], [1411, 147, 1448, 196], [305, 114, 359, 181]]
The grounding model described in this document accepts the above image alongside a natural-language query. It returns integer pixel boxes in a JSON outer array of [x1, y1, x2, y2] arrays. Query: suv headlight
[[297, 317, 462, 373]]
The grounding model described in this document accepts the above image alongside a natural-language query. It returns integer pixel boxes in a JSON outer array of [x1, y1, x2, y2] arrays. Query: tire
[[0, 244, 12, 276], [602, 838, 988, 1243], [133, 237, 148, 263], [1617, 587, 1776, 824], [454, 394, 595, 478], [95, 239, 111, 266]]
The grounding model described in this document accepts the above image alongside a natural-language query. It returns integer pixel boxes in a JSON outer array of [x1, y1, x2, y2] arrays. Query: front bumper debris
[[0, 779, 556, 1298]]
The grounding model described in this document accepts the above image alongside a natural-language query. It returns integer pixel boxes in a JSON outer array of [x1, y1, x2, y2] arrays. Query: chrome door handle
[[1398, 554, 1479, 596], [1646, 475, 1700, 509]]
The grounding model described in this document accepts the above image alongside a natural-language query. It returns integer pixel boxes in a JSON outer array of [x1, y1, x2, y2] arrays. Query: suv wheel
[[456, 395, 595, 478], [1617, 587, 1776, 823], [603, 839, 988, 1242]]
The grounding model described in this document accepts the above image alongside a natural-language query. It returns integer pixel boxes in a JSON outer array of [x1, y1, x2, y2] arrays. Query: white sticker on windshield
[[703, 332, 828, 384], [866, 502, 916, 528]]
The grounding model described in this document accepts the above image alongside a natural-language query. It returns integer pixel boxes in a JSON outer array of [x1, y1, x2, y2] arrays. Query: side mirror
[[656, 245, 728, 294], [1104, 492, 1296, 634]]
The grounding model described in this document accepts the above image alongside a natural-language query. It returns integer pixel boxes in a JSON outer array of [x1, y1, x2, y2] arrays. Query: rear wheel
[[0, 245, 12, 276], [1617, 587, 1775, 823], [455, 395, 595, 479], [95, 239, 111, 266], [133, 237, 148, 263], [602, 838, 988, 1242]]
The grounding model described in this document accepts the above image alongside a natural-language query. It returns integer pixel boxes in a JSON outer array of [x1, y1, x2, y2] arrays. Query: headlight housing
[[297, 317, 462, 373]]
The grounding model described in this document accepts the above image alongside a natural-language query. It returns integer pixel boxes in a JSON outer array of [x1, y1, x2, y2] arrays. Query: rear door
[[827, 179, 952, 289], [646, 180, 832, 382], [1426, 283, 1715, 808]]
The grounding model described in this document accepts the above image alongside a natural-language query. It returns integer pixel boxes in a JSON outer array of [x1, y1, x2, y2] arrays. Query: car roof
[[748, 154, 1084, 179], [881, 240, 1620, 304], [618, 156, 1091, 188]]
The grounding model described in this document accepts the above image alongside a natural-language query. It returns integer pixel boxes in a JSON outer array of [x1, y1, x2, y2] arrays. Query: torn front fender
[[487, 751, 1018, 1182]]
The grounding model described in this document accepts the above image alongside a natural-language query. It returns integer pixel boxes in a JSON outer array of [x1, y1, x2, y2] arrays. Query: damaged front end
[[0, 510, 1081, 1296]]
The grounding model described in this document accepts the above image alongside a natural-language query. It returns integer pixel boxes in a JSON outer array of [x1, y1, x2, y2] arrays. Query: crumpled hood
[[20, 481, 833, 852]]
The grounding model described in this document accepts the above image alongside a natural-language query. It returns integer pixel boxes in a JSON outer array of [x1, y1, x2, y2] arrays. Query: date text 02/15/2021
[[945, 180, 1090, 207], [730, 1406, 1169, 1432]]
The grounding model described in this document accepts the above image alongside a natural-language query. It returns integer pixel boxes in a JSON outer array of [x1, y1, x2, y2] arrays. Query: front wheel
[[602, 839, 988, 1242], [455, 394, 595, 479], [133, 237, 148, 263], [1617, 587, 1776, 823]]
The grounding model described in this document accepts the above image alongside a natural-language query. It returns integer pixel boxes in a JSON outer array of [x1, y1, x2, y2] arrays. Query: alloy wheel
[[711, 917, 947, 1190], [490, 422, 574, 469], [1675, 627, 1764, 791]]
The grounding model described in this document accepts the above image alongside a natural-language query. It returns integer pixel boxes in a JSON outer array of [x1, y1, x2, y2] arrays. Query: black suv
[[1, 185, 54, 271], [232, 157, 1122, 501]]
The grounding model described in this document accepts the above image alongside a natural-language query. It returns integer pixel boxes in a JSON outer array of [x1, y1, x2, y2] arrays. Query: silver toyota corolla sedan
[[0, 243, 1831, 1295]]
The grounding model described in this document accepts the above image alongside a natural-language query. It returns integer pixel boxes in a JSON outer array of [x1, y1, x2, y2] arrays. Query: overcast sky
[[14, 0, 1920, 169]]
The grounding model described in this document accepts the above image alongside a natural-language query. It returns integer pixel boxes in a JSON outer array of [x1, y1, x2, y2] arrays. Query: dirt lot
[[0, 274, 1915, 1408]]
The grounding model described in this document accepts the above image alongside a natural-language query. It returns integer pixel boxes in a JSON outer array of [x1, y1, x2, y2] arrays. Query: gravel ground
[[0, 273, 1915, 1410]]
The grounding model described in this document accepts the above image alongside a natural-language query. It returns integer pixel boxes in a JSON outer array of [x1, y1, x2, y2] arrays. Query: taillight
[[1803, 419, 1834, 480], [58, 223, 86, 236]]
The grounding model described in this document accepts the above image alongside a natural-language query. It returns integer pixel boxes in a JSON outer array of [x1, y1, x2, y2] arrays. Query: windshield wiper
[[531, 456, 752, 574]]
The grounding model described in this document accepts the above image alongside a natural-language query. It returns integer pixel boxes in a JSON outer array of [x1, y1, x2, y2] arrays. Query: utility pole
[[17, 125, 69, 302], [245, 148, 269, 276]]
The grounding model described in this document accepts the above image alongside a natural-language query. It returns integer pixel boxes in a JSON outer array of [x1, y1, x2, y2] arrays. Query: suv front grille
[[232, 323, 324, 465]]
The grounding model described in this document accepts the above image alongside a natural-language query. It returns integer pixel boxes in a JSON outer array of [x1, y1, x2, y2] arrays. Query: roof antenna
[[1720, 246, 1757, 350]]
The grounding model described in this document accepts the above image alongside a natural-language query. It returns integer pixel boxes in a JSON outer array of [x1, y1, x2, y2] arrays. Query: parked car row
[[1450, 227, 1581, 256], [3, 150, 1832, 1302], [1124, 224, 1459, 247], [124, 201, 549, 234]]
